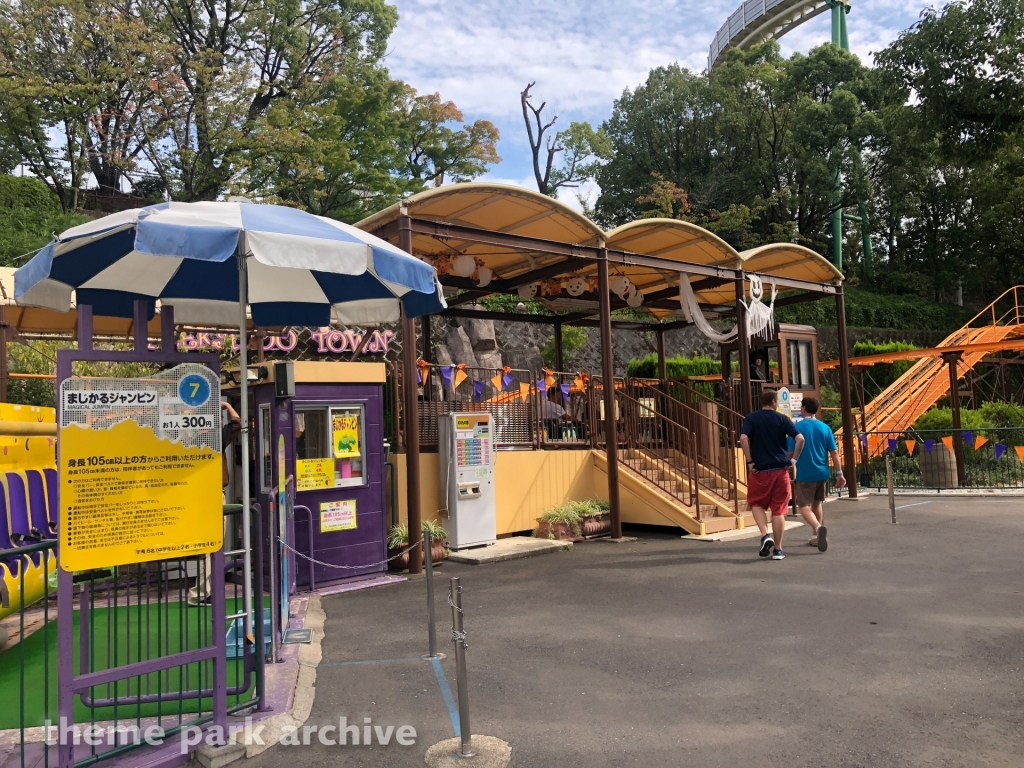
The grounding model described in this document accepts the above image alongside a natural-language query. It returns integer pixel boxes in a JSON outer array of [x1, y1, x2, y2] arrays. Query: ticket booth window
[[295, 405, 367, 489], [787, 339, 815, 389]]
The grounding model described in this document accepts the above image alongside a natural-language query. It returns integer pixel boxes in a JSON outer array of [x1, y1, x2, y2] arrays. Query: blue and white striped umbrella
[[14, 200, 445, 326]]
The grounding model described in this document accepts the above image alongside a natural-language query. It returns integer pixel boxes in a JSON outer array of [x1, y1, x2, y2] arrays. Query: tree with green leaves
[[520, 82, 609, 198]]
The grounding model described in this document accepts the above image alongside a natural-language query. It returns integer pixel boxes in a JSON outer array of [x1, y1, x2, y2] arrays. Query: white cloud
[[385, 0, 929, 182]]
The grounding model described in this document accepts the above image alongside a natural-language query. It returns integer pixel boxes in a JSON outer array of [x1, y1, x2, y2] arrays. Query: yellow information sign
[[332, 411, 361, 459], [59, 412, 222, 571], [296, 458, 334, 490], [320, 499, 356, 532]]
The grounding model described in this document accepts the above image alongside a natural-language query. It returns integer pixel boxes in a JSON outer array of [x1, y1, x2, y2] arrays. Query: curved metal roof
[[739, 243, 844, 284], [356, 183, 605, 287], [356, 183, 842, 321]]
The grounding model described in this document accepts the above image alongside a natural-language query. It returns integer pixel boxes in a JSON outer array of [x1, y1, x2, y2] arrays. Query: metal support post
[[597, 247, 622, 538], [943, 350, 967, 487], [734, 276, 752, 416], [399, 209, 423, 574], [424, 529, 437, 658], [835, 287, 859, 498], [449, 577, 474, 758], [886, 453, 896, 524]]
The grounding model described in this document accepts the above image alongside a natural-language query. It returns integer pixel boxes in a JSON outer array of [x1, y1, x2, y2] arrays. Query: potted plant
[[388, 521, 448, 571], [534, 503, 583, 541], [576, 498, 611, 537]]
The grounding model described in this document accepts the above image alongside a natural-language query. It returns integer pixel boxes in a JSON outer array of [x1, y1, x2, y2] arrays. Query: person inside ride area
[[740, 390, 804, 561]]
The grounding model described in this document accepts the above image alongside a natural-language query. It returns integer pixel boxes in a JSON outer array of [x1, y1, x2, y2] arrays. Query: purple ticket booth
[[247, 361, 389, 592]]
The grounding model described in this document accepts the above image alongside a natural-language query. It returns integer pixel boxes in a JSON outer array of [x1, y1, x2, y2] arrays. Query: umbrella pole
[[238, 256, 254, 641]]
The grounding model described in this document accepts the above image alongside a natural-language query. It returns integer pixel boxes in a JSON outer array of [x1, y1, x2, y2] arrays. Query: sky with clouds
[[384, 0, 929, 203]]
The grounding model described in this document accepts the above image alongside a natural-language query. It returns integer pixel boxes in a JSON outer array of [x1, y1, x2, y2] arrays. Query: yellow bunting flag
[[974, 436, 989, 451], [904, 439, 917, 456], [1016, 446, 1024, 462], [544, 369, 557, 389], [519, 382, 531, 401], [574, 375, 585, 392], [491, 374, 504, 392], [941, 436, 954, 454], [453, 368, 468, 388]]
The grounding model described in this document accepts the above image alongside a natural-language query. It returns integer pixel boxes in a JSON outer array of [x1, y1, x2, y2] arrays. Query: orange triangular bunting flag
[[519, 382, 531, 401], [574, 375, 585, 392], [453, 369, 468, 388], [974, 436, 988, 451], [491, 374, 503, 392], [867, 434, 881, 454], [1015, 446, 1024, 462], [941, 436, 954, 454], [904, 439, 916, 456]]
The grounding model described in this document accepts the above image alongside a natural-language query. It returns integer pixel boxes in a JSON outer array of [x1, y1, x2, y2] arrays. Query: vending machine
[[438, 413, 496, 549]]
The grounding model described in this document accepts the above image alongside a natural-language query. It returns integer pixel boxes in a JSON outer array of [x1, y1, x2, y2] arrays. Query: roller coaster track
[[835, 287, 1024, 453], [709, 0, 850, 71]]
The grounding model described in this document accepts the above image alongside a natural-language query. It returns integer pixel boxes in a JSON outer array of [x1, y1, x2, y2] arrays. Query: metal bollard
[[449, 577, 475, 758], [886, 453, 897, 524], [424, 530, 437, 658]]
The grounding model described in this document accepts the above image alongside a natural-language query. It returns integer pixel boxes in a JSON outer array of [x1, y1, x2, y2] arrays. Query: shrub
[[912, 408, 992, 435], [851, 340, 919, 398], [977, 402, 1024, 428], [775, 286, 973, 332], [627, 353, 719, 379]]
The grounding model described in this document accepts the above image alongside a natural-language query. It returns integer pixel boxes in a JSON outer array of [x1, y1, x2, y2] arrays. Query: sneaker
[[772, 548, 786, 560], [816, 525, 828, 552], [808, 537, 818, 547], [759, 534, 775, 557]]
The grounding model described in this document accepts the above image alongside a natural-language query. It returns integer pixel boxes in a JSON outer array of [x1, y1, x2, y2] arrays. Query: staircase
[[590, 380, 752, 535], [843, 287, 1024, 453]]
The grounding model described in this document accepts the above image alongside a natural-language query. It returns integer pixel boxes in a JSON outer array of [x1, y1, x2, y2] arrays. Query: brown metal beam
[[835, 287, 859, 499], [598, 249, 622, 539], [399, 211, 423, 575], [942, 350, 967, 487]]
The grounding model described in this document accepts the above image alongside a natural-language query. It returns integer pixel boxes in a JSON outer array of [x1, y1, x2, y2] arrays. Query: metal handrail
[[628, 380, 741, 512], [612, 389, 701, 512]]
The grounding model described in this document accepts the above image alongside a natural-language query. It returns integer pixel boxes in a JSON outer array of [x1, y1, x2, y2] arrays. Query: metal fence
[[851, 428, 1024, 490], [0, 507, 265, 768], [415, 365, 536, 450]]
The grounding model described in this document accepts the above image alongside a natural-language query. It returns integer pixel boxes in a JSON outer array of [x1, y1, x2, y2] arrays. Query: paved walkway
[[251, 498, 1024, 767]]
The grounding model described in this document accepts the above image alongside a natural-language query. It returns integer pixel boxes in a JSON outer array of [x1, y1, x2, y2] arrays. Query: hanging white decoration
[[609, 275, 631, 298], [517, 283, 540, 299], [678, 277, 737, 343], [451, 254, 476, 278], [564, 276, 587, 296], [627, 290, 645, 308], [740, 275, 777, 341], [475, 266, 492, 287]]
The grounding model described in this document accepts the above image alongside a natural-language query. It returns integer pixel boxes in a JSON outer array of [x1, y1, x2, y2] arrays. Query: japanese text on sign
[[63, 390, 157, 410], [296, 458, 333, 490], [321, 499, 356, 532], [59, 364, 222, 571]]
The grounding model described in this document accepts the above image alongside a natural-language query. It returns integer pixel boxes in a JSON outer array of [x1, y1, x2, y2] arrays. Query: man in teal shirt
[[788, 396, 846, 552]]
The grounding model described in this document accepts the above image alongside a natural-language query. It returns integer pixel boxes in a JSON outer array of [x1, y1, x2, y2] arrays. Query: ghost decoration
[[627, 290, 645, 308], [475, 266, 492, 288], [451, 253, 477, 278], [517, 283, 540, 300], [609, 275, 631, 298], [564, 276, 587, 297]]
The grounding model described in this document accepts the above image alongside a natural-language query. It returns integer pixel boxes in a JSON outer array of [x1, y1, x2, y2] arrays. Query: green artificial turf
[[0, 596, 262, 730]]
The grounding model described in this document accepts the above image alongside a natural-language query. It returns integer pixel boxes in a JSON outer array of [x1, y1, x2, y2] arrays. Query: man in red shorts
[[740, 390, 804, 560]]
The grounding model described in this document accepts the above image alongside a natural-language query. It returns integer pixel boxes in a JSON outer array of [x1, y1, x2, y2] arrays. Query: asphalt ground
[[254, 497, 1024, 767]]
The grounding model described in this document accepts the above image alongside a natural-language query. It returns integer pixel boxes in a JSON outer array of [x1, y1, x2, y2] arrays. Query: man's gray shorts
[[793, 480, 826, 507]]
